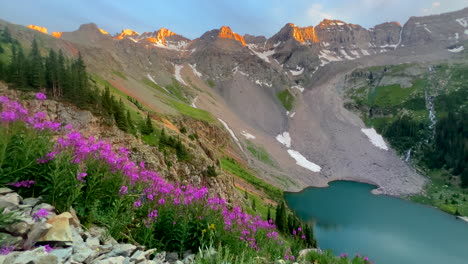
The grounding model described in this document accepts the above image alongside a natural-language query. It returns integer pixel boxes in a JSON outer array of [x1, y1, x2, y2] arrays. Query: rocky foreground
[[0, 187, 196, 264]]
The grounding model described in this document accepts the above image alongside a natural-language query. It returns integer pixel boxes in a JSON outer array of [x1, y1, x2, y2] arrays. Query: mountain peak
[[114, 29, 140, 40], [218, 26, 246, 46], [142, 28, 177, 45], [273, 23, 319, 44], [51, 32, 62, 38], [27, 25, 48, 34], [99, 28, 109, 35]]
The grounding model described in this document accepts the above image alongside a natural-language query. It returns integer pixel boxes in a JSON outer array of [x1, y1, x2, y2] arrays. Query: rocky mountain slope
[[4, 7, 468, 196]]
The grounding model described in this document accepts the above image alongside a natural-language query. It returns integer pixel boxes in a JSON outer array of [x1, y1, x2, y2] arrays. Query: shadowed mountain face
[[6, 7, 468, 195]]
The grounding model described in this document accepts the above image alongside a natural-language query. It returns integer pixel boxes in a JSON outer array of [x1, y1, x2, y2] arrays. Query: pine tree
[[0, 44, 4, 54], [9, 44, 27, 88], [251, 198, 256, 211], [126, 110, 133, 131], [267, 206, 271, 221], [275, 202, 287, 233], [141, 114, 154, 135], [114, 99, 129, 131], [2, 27, 12, 43], [244, 190, 248, 199], [27, 39, 45, 89]]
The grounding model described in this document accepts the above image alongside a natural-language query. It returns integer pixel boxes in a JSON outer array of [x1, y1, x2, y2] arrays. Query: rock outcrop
[[0, 189, 196, 264], [27, 25, 48, 34]]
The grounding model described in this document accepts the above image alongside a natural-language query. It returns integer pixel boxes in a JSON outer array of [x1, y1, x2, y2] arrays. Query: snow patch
[[241, 131, 256, 139], [147, 74, 169, 93], [255, 80, 272, 87], [276, 132, 291, 148], [448, 46, 464, 53], [465, 30, 468, 35], [350, 50, 360, 58], [274, 41, 282, 47], [218, 118, 243, 151], [361, 49, 370, 56], [456, 17, 468, 27], [339, 49, 355, 60], [174, 65, 187, 86], [292, 85, 304, 92], [290, 67, 304, 76], [423, 25, 432, 33], [191, 96, 198, 108], [249, 45, 276, 63], [290, 112, 296, 118], [455, 32, 460, 40], [361, 128, 388, 150], [287, 150, 321, 172], [189, 64, 202, 77], [319, 50, 342, 66]]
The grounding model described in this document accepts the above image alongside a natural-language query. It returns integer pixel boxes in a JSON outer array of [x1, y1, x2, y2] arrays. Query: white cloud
[[307, 4, 333, 23]]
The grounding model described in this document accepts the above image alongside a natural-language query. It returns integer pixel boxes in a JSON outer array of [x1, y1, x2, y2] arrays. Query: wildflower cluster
[[0, 93, 290, 256]]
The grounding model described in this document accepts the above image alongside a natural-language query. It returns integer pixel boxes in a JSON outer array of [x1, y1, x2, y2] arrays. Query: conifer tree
[[141, 114, 154, 135], [251, 198, 256, 211], [267, 206, 271, 221], [27, 39, 45, 89]]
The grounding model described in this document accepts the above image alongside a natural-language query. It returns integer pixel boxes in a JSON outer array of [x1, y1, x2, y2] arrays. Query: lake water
[[285, 181, 468, 264]]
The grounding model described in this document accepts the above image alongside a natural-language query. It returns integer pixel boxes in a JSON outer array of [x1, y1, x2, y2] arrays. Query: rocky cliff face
[[401, 7, 468, 46]]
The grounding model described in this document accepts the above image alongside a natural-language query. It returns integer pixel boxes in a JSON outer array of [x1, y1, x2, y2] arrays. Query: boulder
[[39, 212, 74, 242], [106, 243, 136, 258], [23, 222, 52, 249], [0, 188, 13, 195], [49, 247, 73, 263], [92, 256, 126, 264], [3, 247, 58, 264], [23, 197, 42, 207], [5, 221, 32, 235], [0, 232, 22, 248]]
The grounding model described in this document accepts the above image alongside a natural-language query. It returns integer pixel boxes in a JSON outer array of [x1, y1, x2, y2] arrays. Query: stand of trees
[[425, 111, 468, 186], [0, 29, 134, 133], [275, 201, 316, 248]]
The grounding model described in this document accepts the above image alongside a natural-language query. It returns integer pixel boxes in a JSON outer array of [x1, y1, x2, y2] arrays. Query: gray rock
[[4, 247, 58, 264], [23, 222, 52, 249], [5, 221, 31, 235], [106, 244, 136, 258], [23, 197, 42, 207], [0, 188, 13, 195], [0, 200, 18, 210], [92, 256, 126, 264], [298, 248, 319, 260], [165, 252, 178, 263], [86, 236, 100, 248], [182, 254, 195, 264], [174, 261, 184, 264], [72, 245, 94, 263], [49, 247, 73, 263], [0, 233, 22, 248], [129, 250, 145, 262], [153, 252, 166, 262], [0, 193, 21, 206]]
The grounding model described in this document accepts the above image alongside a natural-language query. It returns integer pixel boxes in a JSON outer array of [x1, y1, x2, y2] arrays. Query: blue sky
[[1, 0, 467, 38]]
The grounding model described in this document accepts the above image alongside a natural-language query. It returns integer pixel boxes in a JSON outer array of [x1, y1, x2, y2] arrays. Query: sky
[[1, 0, 468, 39]]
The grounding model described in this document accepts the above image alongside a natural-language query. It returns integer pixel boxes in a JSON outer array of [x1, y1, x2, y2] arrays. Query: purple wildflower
[[77, 172, 87, 182], [33, 208, 49, 220], [35, 92, 47, 101], [0, 245, 14, 255]]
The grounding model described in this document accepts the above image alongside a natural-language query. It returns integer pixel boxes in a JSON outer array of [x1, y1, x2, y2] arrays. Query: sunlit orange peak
[[218, 26, 246, 46], [115, 29, 139, 40], [27, 25, 48, 34], [287, 24, 319, 43], [99, 28, 110, 35], [51, 32, 62, 38]]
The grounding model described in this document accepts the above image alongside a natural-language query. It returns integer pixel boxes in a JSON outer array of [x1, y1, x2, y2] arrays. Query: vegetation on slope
[[277, 89, 295, 111], [345, 63, 468, 216]]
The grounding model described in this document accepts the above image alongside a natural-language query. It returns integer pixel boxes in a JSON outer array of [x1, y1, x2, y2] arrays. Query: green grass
[[166, 98, 215, 123], [141, 78, 170, 95], [221, 158, 282, 200], [166, 80, 190, 103], [237, 187, 276, 220], [368, 80, 423, 107], [206, 79, 215, 88], [112, 70, 127, 80], [246, 141, 276, 167], [411, 169, 468, 216], [277, 89, 295, 111]]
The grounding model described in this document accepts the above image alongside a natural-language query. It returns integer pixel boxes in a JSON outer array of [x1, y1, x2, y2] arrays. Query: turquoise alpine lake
[[284, 181, 468, 264]]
